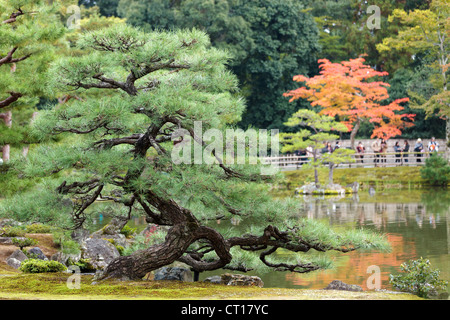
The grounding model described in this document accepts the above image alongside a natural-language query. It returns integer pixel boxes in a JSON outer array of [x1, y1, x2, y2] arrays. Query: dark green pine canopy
[[1, 25, 389, 280]]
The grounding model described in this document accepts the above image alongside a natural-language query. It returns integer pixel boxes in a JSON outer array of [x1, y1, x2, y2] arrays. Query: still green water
[[97, 189, 449, 296], [201, 189, 450, 296]]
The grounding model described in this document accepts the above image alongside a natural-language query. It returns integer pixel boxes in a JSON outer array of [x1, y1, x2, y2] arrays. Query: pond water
[[199, 189, 450, 296], [96, 189, 449, 296]]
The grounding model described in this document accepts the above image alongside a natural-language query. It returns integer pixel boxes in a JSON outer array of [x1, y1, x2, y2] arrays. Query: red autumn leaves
[[284, 57, 415, 142]]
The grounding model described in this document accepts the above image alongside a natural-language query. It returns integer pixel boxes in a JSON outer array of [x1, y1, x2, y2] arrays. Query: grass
[[281, 166, 433, 190], [0, 271, 422, 300]]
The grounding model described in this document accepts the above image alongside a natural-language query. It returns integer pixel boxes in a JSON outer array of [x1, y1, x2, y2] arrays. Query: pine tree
[[0, 0, 64, 162], [1, 25, 389, 281]]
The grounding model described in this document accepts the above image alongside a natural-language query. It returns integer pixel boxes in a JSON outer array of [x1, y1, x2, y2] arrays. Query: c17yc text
[[181, 304, 269, 317]]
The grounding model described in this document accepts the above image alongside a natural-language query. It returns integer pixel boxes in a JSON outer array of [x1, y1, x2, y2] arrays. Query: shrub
[[0, 226, 26, 237], [389, 257, 448, 298], [420, 154, 450, 186], [120, 225, 136, 238], [25, 223, 55, 234], [60, 239, 81, 255], [19, 259, 67, 273], [11, 237, 38, 251], [73, 258, 96, 273]]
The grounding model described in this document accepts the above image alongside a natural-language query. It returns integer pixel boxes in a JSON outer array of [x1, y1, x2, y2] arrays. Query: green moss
[[0, 272, 423, 300], [283, 167, 435, 190]]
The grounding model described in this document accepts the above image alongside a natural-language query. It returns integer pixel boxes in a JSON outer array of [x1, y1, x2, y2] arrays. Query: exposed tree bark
[[0, 110, 12, 162], [349, 117, 360, 150]]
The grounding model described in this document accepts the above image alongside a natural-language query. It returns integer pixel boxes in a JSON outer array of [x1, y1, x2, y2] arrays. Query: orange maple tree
[[284, 57, 415, 148]]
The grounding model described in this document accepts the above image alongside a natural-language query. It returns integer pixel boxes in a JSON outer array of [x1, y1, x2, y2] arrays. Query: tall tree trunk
[[446, 117, 450, 160], [0, 110, 12, 162], [328, 163, 334, 186], [313, 150, 319, 188], [350, 117, 360, 150]]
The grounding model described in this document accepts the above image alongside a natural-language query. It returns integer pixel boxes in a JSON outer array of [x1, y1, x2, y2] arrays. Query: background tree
[[284, 57, 415, 149], [279, 109, 351, 188], [377, 0, 449, 151], [0, 26, 389, 281], [0, 0, 64, 162], [115, 0, 321, 131]]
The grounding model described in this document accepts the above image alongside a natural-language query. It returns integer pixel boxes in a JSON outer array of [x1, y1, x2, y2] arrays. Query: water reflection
[[201, 189, 449, 296], [278, 189, 450, 295]]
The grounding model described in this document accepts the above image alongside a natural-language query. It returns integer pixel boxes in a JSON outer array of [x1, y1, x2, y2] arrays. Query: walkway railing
[[262, 151, 446, 170]]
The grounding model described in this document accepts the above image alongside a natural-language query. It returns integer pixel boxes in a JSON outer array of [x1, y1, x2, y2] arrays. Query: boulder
[[6, 257, 21, 269], [324, 280, 363, 292], [51, 251, 82, 266], [204, 273, 264, 287], [221, 273, 264, 287], [0, 219, 22, 228], [0, 237, 13, 244], [154, 267, 193, 282], [71, 228, 91, 244], [80, 238, 120, 270], [27, 247, 48, 260], [203, 275, 222, 284], [8, 249, 28, 262]]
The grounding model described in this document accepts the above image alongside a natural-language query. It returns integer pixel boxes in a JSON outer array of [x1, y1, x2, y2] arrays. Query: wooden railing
[[262, 151, 446, 170]]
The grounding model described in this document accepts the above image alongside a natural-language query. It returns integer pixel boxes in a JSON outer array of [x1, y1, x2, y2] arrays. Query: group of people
[[294, 137, 440, 166], [355, 137, 440, 165]]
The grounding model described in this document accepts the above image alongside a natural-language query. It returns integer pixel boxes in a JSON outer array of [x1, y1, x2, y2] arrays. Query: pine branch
[[0, 47, 31, 67], [0, 92, 22, 108]]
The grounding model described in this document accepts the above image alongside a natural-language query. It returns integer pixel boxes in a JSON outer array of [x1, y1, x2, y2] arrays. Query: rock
[[6, 257, 22, 269], [0, 219, 22, 228], [154, 267, 193, 282], [51, 252, 82, 266], [91, 232, 130, 249], [8, 249, 28, 262], [203, 275, 222, 284], [71, 228, 91, 244], [324, 280, 363, 292], [80, 238, 120, 270], [204, 273, 264, 287], [27, 247, 48, 260], [0, 237, 13, 244]]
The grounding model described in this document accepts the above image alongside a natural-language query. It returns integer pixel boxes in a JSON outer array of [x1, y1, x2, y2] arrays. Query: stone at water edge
[[154, 267, 193, 282], [324, 280, 363, 292], [203, 273, 264, 287]]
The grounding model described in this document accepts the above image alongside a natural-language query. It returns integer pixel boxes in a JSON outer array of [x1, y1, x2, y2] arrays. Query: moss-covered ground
[[0, 166, 435, 300], [0, 271, 421, 300], [281, 166, 435, 191]]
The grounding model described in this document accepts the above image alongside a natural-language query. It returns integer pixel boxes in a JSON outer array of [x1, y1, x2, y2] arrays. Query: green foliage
[[19, 259, 67, 273], [420, 154, 450, 186], [73, 258, 96, 273], [51, 230, 81, 255], [120, 225, 136, 239], [24, 223, 55, 234], [0, 225, 26, 237], [116, 0, 321, 130], [389, 257, 448, 298], [0, 0, 66, 157], [11, 237, 38, 250]]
